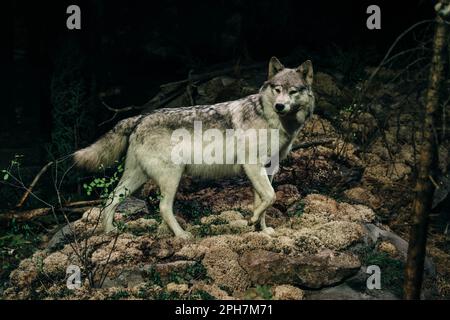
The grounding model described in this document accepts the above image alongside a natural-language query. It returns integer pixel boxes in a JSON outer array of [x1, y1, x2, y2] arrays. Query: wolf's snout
[[274, 103, 285, 112]]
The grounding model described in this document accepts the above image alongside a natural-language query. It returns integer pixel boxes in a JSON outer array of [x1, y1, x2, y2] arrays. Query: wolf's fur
[[74, 57, 315, 238]]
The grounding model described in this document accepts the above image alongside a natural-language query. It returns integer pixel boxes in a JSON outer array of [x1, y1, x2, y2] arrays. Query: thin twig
[[16, 161, 54, 209]]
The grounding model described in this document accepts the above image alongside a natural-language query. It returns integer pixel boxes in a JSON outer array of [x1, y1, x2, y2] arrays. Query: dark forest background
[[0, 0, 436, 205]]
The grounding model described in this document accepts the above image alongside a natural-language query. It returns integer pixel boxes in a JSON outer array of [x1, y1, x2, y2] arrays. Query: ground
[[1, 64, 449, 300]]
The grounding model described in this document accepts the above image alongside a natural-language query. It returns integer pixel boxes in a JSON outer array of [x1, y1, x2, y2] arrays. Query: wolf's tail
[[73, 115, 143, 171]]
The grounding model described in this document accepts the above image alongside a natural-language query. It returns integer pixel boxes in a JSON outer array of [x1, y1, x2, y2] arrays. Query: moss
[[287, 200, 305, 217], [155, 290, 180, 300], [360, 248, 405, 297], [189, 290, 216, 300], [168, 262, 208, 284], [107, 290, 130, 300], [143, 266, 163, 287], [242, 285, 273, 300], [177, 200, 213, 224]]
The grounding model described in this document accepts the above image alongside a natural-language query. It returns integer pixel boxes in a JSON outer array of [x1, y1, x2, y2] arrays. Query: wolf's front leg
[[253, 192, 275, 235], [244, 164, 276, 232]]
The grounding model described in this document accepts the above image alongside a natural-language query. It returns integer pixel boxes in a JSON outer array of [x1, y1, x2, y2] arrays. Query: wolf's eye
[[274, 87, 281, 94], [289, 89, 298, 95]]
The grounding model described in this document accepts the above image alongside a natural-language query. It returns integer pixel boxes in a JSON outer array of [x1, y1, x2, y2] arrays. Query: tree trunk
[[403, 2, 449, 300]]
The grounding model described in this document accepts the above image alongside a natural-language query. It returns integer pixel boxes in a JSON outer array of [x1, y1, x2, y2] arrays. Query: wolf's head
[[260, 57, 315, 126]]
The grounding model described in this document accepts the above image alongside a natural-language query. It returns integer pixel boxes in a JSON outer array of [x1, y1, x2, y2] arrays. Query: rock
[[297, 115, 338, 139], [191, 282, 235, 300], [202, 246, 251, 292], [311, 221, 364, 251], [343, 187, 382, 210], [377, 241, 399, 258], [153, 260, 197, 278], [306, 283, 398, 300], [47, 223, 75, 250], [116, 197, 149, 216], [239, 249, 361, 289], [291, 232, 324, 254], [298, 194, 375, 228], [175, 244, 209, 261], [102, 268, 144, 289], [274, 185, 301, 211], [201, 211, 243, 225], [126, 218, 159, 233], [340, 111, 377, 142], [364, 223, 436, 277], [363, 163, 412, 185], [273, 285, 304, 300], [315, 72, 343, 98], [166, 282, 189, 295], [209, 220, 253, 235], [42, 252, 69, 275], [91, 235, 143, 265]]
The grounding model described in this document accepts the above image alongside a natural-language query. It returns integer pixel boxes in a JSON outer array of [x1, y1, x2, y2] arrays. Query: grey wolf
[[74, 57, 315, 238]]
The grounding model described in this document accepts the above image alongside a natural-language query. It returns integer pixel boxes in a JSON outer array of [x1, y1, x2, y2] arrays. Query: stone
[[166, 282, 189, 295], [377, 241, 399, 258], [239, 249, 361, 289], [306, 283, 398, 300], [343, 187, 382, 210], [273, 285, 304, 300]]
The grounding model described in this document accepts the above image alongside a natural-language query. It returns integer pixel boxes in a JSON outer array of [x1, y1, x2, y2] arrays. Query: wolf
[[73, 57, 315, 238]]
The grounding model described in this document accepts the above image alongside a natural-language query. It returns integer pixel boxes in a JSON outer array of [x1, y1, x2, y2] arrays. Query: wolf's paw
[[248, 215, 259, 226], [262, 227, 275, 236], [176, 231, 194, 240]]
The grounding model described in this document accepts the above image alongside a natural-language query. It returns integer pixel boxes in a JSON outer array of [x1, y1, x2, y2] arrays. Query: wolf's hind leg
[[101, 165, 147, 233], [152, 167, 192, 239], [244, 164, 276, 227]]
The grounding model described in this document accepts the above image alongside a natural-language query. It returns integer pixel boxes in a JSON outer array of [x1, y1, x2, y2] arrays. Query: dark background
[[0, 0, 436, 179]]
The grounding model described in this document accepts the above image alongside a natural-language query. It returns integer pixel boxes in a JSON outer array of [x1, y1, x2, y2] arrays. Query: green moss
[[189, 290, 215, 300], [177, 200, 212, 224], [144, 266, 163, 287], [287, 200, 305, 217], [361, 249, 405, 297], [107, 290, 130, 300]]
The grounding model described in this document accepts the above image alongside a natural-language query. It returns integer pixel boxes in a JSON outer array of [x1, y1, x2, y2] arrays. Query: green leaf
[[3, 173, 9, 180]]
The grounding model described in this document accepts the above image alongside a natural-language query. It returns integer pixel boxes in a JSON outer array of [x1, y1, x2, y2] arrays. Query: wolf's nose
[[275, 103, 285, 112]]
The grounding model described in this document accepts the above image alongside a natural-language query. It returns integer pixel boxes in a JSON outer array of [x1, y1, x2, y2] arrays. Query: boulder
[[239, 249, 360, 289], [273, 285, 304, 300]]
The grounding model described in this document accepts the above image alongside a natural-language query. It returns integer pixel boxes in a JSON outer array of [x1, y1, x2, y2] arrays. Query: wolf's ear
[[297, 60, 313, 86], [268, 56, 285, 79]]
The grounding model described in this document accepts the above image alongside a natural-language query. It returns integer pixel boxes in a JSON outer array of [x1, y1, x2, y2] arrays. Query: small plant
[[145, 266, 163, 287], [287, 200, 305, 217], [255, 285, 273, 300], [189, 290, 215, 300], [83, 161, 124, 199], [108, 290, 130, 300]]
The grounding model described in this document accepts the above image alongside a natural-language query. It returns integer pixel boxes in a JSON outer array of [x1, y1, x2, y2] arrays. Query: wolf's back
[[73, 115, 143, 171]]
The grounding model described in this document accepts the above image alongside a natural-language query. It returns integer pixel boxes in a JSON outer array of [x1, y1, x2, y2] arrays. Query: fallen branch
[[0, 202, 100, 223], [15, 161, 53, 209], [64, 199, 103, 208]]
